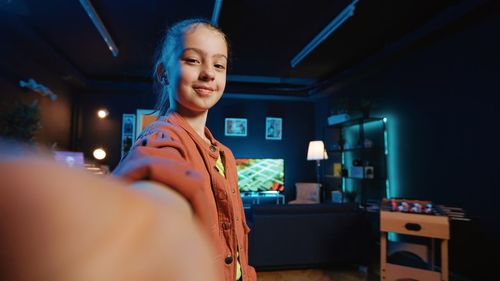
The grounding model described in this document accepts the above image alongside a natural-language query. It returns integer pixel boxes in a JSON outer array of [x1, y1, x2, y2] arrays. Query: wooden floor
[[256, 266, 378, 281], [255, 265, 473, 281]]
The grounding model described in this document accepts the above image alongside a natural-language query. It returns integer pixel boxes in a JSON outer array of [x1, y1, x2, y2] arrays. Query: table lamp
[[307, 140, 328, 196]]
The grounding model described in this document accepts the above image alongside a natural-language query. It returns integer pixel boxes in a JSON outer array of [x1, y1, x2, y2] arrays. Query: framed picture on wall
[[136, 109, 159, 139], [121, 113, 136, 157], [225, 118, 247, 137], [265, 117, 282, 140]]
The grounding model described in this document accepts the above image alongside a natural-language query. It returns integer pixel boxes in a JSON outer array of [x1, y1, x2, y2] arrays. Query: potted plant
[[0, 99, 41, 143]]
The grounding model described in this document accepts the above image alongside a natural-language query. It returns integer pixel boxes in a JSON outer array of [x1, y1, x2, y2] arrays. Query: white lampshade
[[307, 140, 328, 160]]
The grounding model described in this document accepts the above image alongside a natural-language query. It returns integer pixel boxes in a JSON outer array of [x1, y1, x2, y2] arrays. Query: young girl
[[113, 18, 256, 281]]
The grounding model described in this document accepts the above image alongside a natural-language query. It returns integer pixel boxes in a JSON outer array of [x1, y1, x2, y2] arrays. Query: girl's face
[[172, 24, 228, 115]]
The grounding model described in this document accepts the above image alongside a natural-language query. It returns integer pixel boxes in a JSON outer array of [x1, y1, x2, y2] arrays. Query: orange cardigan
[[113, 112, 256, 281]]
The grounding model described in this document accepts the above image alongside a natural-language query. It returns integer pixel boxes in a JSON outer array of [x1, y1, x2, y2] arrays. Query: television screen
[[235, 158, 284, 192]]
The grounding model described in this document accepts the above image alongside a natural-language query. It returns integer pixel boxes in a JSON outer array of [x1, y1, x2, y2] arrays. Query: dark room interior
[[1, 0, 499, 280]]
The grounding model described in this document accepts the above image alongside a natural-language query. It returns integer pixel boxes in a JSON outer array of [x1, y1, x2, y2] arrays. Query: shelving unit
[[322, 116, 389, 205]]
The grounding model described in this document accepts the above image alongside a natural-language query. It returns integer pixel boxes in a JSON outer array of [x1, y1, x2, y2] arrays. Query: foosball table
[[380, 198, 450, 281]]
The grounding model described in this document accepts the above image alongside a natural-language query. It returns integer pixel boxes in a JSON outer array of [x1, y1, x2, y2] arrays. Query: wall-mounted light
[[97, 109, 109, 119], [93, 148, 106, 160]]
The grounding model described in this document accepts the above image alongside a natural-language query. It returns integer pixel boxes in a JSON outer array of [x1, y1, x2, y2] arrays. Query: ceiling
[[0, 0, 492, 99]]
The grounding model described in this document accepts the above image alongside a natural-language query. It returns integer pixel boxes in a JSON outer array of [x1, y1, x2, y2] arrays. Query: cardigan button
[[224, 255, 233, 264], [209, 145, 216, 152], [218, 191, 227, 200]]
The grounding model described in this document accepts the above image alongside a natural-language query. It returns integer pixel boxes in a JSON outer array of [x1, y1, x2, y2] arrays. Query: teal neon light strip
[[290, 0, 358, 68], [383, 118, 388, 155], [383, 118, 390, 198], [342, 151, 345, 192], [385, 115, 399, 198], [386, 179, 390, 199], [388, 232, 397, 242]]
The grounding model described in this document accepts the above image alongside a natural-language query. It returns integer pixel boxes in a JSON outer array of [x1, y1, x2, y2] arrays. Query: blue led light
[[79, 0, 119, 57], [227, 75, 316, 85], [342, 151, 345, 192], [291, 0, 358, 68], [383, 115, 400, 198], [211, 0, 223, 25]]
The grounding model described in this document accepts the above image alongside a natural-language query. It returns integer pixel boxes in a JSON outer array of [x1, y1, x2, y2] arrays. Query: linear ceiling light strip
[[211, 0, 223, 25], [290, 0, 358, 68], [227, 74, 316, 85], [79, 0, 119, 57]]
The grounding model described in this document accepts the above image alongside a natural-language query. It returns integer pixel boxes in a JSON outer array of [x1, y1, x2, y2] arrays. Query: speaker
[[364, 166, 374, 179]]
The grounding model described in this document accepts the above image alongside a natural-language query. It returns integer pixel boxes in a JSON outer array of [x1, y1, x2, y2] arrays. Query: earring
[[161, 75, 169, 86]]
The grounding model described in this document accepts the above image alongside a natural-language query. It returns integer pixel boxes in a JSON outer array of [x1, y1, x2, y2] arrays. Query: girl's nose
[[199, 65, 215, 81]]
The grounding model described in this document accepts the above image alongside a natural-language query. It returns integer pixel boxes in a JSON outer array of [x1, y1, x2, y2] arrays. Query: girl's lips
[[193, 86, 214, 96]]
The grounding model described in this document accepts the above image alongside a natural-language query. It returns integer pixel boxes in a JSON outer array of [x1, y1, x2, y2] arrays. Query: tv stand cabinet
[[247, 203, 373, 269], [241, 192, 285, 208]]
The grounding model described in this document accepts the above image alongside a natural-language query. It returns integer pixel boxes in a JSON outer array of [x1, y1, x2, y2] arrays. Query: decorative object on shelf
[[265, 117, 282, 140], [327, 96, 376, 127], [343, 142, 351, 149], [331, 190, 343, 203], [364, 165, 374, 179], [333, 163, 342, 177], [344, 190, 357, 203], [350, 166, 364, 179], [363, 138, 373, 148], [327, 112, 362, 126], [224, 118, 247, 137]]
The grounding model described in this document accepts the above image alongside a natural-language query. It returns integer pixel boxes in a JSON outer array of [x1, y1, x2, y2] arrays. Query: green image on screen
[[235, 159, 284, 192]]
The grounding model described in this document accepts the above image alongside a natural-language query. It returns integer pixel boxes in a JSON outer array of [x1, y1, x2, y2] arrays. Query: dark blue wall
[[315, 10, 500, 279], [208, 98, 317, 200], [77, 85, 155, 168]]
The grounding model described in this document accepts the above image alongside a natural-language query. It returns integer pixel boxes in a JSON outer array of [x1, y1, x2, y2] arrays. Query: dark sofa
[[246, 203, 373, 269]]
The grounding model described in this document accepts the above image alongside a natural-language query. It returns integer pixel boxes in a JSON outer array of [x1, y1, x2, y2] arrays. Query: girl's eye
[[184, 58, 200, 64], [214, 64, 226, 70]]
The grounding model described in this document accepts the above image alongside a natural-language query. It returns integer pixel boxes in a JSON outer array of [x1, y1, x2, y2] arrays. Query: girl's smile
[[192, 84, 215, 96]]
